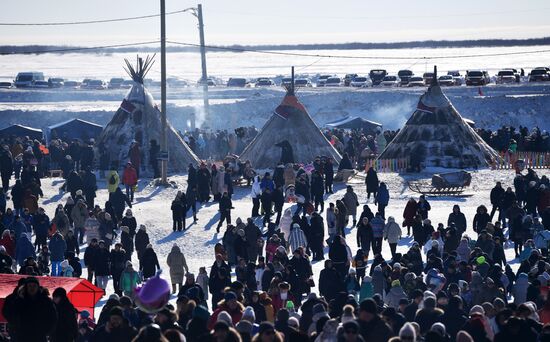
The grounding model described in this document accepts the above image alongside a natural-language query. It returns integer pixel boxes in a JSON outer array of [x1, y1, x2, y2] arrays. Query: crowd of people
[[180, 127, 258, 161], [476, 126, 550, 153], [1, 129, 550, 341]]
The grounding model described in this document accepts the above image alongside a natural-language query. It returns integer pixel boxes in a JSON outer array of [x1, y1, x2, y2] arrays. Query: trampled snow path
[[35, 168, 549, 315]]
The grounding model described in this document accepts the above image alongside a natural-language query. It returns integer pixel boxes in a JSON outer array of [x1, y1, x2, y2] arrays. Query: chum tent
[[378, 66, 500, 169], [0, 124, 43, 141], [49, 119, 103, 142], [97, 55, 199, 172], [0, 274, 103, 323], [325, 116, 382, 135], [240, 73, 341, 169]]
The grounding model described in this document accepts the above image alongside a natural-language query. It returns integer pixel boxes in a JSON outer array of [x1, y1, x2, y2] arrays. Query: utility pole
[[160, 0, 168, 183], [197, 4, 209, 130]]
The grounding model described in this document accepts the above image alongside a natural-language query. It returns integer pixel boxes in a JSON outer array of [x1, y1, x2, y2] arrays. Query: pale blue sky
[[2, 0, 550, 46]]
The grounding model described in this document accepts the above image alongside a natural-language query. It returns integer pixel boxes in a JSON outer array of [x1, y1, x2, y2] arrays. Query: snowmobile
[[408, 170, 472, 197]]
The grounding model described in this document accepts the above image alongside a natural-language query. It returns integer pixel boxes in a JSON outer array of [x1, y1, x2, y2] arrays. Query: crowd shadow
[[43, 192, 65, 204], [204, 213, 221, 231], [134, 186, 163, 204], [156, 230, 189, 244]]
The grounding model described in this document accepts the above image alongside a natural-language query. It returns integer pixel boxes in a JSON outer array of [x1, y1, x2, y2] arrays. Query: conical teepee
[[97, 55, 199, 173], [240, 70, 341, 168], [378, 66, 500, 169]]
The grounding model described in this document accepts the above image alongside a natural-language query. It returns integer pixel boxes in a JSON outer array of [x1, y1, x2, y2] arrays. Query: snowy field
[[35, 167, 550, 314]]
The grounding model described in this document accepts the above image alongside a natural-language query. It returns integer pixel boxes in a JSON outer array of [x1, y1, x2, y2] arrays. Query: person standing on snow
[[217, 192, 233, 233], [375, 182, 390, 219], [121, 162, 138, 202], [365, 167, 379, 201], [343, 185, 359, 227]]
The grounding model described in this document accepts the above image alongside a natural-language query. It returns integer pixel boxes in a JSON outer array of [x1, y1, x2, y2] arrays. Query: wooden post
[[197, 4, 208, 129], [160, 0, 168, 183]]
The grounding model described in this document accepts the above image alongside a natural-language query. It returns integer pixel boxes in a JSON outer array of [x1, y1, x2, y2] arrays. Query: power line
[[0, 41, 160, 55], [0, 8, 195, 26], [166, 40, 550, 60]]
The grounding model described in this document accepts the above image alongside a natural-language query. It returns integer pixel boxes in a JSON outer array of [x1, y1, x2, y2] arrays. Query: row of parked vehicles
[[2, 67, 549, 90]]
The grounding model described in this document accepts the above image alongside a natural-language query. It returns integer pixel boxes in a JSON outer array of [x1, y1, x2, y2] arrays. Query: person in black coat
[[150, 140, 160, 178], [310, 170, 325, 213], [140, 244, 160, 280], [473, 205, 491, 235], [324, 157, 334, 194], [110, 187, 132, 222], [447, 205, 467, 234], [135, 225, 149, 261], [260, 188, 273, 227], [318, 259, 344, 302], [209, 265, 231, 309], [11, 179, 24, 214], [217, 192, 233, 233], [500, 187, 516, 228], [66, 170, 84, 199], [272, 186, 285, 225], [171, 194, 185, 232], [196, 163, 211, 203], [82, 168, 97, 208], [328, 236, 349, 277], [51, 287, 78, 342], [84, 238, 100, 283], [66, 251, 82, 277], [490, 181, 505, 220], [0, 147, 13, 191], [439, 295, 467, 340], [95, 241, 111, 290], [338, 152, 352, 171], [3, 277, 57, 342], [110, 243, 127, 296], [365, 167, 379, 200], [309, 212, 325, 261]]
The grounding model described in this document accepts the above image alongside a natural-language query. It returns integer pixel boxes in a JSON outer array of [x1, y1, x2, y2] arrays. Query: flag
[[478, 87, 484, 96], [274, 105, 292, 120], [416, 99, 435, 113], [120, 99, 136, 114]]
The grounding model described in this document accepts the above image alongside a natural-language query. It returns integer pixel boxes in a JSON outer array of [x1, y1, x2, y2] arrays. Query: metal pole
[[160, 0, 168, 183], [197, 4, 209, 129]]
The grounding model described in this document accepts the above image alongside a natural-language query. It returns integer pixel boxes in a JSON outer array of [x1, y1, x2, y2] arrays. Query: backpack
[[109, 174, 117, 185]]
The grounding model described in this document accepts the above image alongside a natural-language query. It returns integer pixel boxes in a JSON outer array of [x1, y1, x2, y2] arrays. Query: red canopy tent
[[0, 274, 104, 323]]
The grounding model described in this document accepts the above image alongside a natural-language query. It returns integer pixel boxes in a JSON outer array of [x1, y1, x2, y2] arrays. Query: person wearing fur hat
[[208, 291, 244, 330], [271, 282, 297, 314]]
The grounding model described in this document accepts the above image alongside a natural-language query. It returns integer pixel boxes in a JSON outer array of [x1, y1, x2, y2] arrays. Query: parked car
[[294, 78, 312, 87], [380, 75, 400, 87], [227, 78, 247, 87], [528, 67, 550, 82], [197, 78, 216, 86], [279, 77, 291, 87], [349, 76, 371, 87], [48, 78, 64, 88], [108, 78, 125, 89], [32, 80, 50, 89], [83, 79, 106, 90], [423, 72, 435, 85], [496, 70, 517, 84], [316, 75, 332, 87], [369, 69, 387, 86], [397, 70, 414, 86], [14, 72, 45, 88], [121, 80, 135, 88], [465, 70, 490, 86], [343, 74, 358, 86], [438, 75, 455, 86], [502, 68, 520, 82], [255, 78, 274, 86], [0, 81, 12, 89], [324, 77, 342, 87], [447, 71, 463, 85], [63, 80, 80, 88], [407, 76, 425, 87]]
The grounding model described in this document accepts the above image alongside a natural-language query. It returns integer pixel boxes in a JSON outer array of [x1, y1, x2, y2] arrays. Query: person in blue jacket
[[48, 231, 67, 276], [16, 233, 36, 267], [375, 182, 390, 219]]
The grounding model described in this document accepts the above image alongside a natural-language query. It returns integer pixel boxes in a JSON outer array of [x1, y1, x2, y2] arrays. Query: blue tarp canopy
[[0, 124, 43, 141], [325, 116, 382, 133], [48, 119, 103, 142]]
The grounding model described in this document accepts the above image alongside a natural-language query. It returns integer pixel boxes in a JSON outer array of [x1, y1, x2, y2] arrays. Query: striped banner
[[365, 157, 410, 173], [493, 151, 550, 169]]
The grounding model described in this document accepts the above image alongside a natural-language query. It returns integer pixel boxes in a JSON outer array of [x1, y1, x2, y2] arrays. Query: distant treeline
[[1, 37, 550, 54]]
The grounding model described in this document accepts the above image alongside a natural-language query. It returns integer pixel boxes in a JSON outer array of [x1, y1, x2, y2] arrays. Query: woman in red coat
[[122, 162, 138, 202], [208, 291, 244, 330], [403, 198, 418, 236]]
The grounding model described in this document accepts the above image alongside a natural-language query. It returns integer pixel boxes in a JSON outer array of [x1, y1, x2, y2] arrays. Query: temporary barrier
[[493, 151, 550, 169], [366, 157, 410, 173]]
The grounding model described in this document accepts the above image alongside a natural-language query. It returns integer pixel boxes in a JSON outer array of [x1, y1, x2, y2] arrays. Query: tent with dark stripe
[[0, 124, 43, 141]]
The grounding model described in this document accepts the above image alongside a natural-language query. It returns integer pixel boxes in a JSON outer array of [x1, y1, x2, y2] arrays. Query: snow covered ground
[[34, 167, 550, 315]]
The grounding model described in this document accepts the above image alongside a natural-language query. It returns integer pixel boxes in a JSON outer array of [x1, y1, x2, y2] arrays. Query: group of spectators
[[476, 126, 550, 153], [180, 127, 258, 161]]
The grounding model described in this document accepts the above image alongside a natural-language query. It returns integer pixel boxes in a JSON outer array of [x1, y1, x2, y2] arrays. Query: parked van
[[14, 72, 45, 88]]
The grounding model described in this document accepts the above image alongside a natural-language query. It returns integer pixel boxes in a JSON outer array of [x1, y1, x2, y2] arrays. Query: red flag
[[416, 99, 435, 113], [478, 87, 484, 96], [120, 99, 136, 114], [274, 105, 292, 120]]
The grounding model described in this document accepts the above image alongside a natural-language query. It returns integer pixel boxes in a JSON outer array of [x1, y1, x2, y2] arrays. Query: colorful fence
[[365, 157, 410, 173], [493, 151, 550, 169]]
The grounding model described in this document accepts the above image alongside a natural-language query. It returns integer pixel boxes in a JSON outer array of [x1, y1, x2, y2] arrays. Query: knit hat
[[109, 293, 120, 301], [121, 226, 129, 234], [341, 305, 356, 323], [359, 299, 378, 314], [242, 306, 255, 323], [391, 280, 401, 287], [76, 189, 83, 196], [349, 268, 356, 275], [399, 322, 417, 340], [139, 224, 146, 231], [60, 260, 69, 269], [423, 297, 436, 309], [288, 317, 299, 329], [224, 291, 237, 302], [80, 310, 90, 319], [104, 213, 111, 220], [217, 311, 233, 326], [110, 306, 124, 318], [469, 305, 485, 316], [476, 256, 486, 265], [192, 305, 210, 322], [258, 322, 275, 335], [363, 275, 372, 283], [431, 322, 446, 337]]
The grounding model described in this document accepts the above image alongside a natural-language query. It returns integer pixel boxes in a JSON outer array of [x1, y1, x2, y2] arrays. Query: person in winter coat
[[403, 198, 418, 235], [135, 225, 149, 260], [318, 259, 344, 302], [121, 162, 138, 202], [448, 205, 467, 234], [217, 191, 233, 233], [32, 207, 50, 250], [384, 216, 402, 258], [94, 241, 111, 289], [49, 232, 67, 276], [512, 272, 529, 305], [439, 295, 468, 340], [343, 185, 359, 226], [329, 235, 352, 277], [119, 226, 134, 262], [456, 237, 472, 263], [71, 199, 88, 244], [375, 182, 390, 219], [310, 170, 325, 213], [120, 209, 137, 238], [51, 287, 78, 342], [140, 244, 160, 280], [365, 167, 379, 200], [167, 244, 189, 293], [360, 275, 374, 302], [106, 168, 120, 201], [171, 193, 185, 232], [110, 243, 127, 295], [119, 261, 141, 296], [244, 218, 262, 262], [3, 277, 57, 342], [309, 212, 325, 261], [370, 213, 385, 256], [414, 297, 444, 336], [90, 306, 137, 341], [385, 280, 407, 309], [110, 187, 132, 222], [15, 233, 36, 267], [11, 180, 24, 214], [288, 223, 307, 253], [82, 168, 97, 209], [197, 163, 212, 203], [326, 203, 337, 243], [250, 175, 262, 217], [356, 217, 374, 259], [83, 238, 99, 283], [490, 181, 505, 220], [357, 299, 393, 342], [473, 205, 491, 235], [84, 211, 100, 244], [208, 292, 244, 330]]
